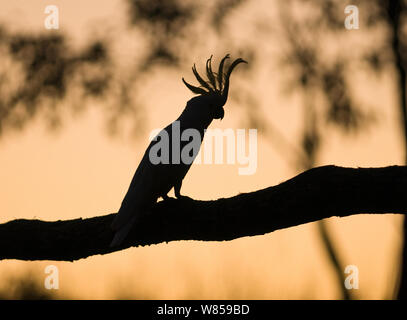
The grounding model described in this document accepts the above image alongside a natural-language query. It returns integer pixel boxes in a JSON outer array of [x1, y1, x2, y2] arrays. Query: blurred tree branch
[[0, 165, 406, 262], [0, 28, 113, 135]]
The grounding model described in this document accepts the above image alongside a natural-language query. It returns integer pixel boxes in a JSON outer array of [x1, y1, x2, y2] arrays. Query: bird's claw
[[175, 195, 194, 201], [162, 195, 176, 202]]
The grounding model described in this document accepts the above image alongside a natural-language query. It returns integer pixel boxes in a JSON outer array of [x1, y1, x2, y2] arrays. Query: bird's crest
[[182, 54, 247, 98]]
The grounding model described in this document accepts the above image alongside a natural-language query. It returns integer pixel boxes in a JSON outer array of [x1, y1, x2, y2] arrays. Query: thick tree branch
[[1, 165, 406, 262]]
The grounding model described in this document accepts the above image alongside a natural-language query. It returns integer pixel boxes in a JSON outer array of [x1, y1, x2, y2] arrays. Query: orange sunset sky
[[0, 0, 404, 299]]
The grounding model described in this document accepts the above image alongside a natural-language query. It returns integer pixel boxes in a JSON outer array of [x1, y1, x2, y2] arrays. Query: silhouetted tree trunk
[[0, 165, 406, 262], [387, 1, 407, 299], [301, 86, 351, 300]]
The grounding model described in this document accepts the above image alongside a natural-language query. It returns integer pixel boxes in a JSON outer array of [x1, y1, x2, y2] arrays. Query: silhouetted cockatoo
[[110, 54, 247, 247]]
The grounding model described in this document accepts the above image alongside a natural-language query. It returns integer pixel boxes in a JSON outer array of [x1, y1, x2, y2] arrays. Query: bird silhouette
[[110, 54, 247, 247]]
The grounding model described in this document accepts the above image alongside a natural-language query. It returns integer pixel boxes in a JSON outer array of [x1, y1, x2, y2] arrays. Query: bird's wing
[[110, 151, 156, 232]]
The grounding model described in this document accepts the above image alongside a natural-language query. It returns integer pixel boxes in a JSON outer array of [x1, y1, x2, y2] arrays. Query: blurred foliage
[[280, 1, 372, 140], [211, 0, 247, 31], [270, 0, 407, 166], [127, 0, 197, 66], [0, 272, 56, 300], [0, 0, 404, 142], [0, 0, 258, 138], [0, 26, 112, 135], [126, 0, 252, 68]]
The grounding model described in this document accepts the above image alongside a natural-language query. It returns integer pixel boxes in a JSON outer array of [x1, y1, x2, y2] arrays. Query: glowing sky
[[0, 0, 404, 299]]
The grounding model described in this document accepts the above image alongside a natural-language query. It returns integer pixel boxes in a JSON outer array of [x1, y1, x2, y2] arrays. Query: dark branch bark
[[1, 165, 406, 262]]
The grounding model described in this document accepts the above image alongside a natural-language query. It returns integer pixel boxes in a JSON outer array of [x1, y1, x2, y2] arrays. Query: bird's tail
[[110, 216, 137, 247]]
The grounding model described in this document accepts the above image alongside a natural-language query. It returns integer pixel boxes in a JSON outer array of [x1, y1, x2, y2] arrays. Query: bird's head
[[182, 54, 247, 120]]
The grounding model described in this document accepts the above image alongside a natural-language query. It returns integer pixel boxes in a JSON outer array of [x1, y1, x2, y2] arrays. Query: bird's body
[[110, 55, 246, 247]]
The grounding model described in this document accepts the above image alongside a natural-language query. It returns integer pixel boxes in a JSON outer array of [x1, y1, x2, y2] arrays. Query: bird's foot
[[162, 195, 176, 202], [175, 195, 194, 201]]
